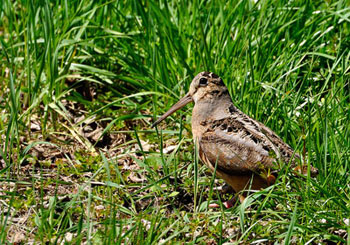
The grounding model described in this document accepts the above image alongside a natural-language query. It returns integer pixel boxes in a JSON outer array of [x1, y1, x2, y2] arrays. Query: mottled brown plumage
[[152, 71, 318, 207]]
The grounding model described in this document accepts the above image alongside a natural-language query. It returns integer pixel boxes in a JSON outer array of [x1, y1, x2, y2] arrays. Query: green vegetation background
[[0, 0, 349, 243]]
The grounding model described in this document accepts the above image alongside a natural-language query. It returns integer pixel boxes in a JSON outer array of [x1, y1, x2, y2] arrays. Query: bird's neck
[[191, 92, 233, 138]]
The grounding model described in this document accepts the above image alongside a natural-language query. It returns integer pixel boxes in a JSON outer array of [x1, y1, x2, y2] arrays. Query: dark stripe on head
[[212, 78, 225, 86], [202, 71, 211, 77], [211, 73, 219, 78]]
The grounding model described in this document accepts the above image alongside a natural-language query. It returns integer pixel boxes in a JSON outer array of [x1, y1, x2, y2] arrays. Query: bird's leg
[[223, 195, 239, 208], [222, 184, 234, 194], [213, 183, 234, 194], [209, 183, 239, 208], [209, 194, 243, 208]]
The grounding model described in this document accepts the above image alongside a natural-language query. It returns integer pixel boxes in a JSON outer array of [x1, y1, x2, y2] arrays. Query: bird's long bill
[[152, 92, 193, 127]]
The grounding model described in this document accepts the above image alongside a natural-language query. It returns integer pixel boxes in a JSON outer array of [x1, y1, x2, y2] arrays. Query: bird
[[152, 71, 318, 208]]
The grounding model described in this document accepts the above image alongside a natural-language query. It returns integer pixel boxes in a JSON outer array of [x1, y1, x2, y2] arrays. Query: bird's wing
[[256, 120, 300, 162], [228, 106, 300, 162], [199, 116, 294, 175], [199, 130, 278, 176]]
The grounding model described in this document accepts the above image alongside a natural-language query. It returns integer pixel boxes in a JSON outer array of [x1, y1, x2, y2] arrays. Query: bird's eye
[[199, 77, 208, 86]]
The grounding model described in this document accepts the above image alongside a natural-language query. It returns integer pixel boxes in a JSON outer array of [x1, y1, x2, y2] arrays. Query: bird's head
[[152, 71, 227, 127], [188, 71, 227, 103]]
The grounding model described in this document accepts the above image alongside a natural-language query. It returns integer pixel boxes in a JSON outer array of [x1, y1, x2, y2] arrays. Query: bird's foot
[[209, 195, 243, 209]]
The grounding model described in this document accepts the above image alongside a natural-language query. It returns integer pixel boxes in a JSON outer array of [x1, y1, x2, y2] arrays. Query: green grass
[[1, 0, 350, 243]]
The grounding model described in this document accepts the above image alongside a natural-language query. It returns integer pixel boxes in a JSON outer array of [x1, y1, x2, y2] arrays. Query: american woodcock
[[152, 71, 318, 208]]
